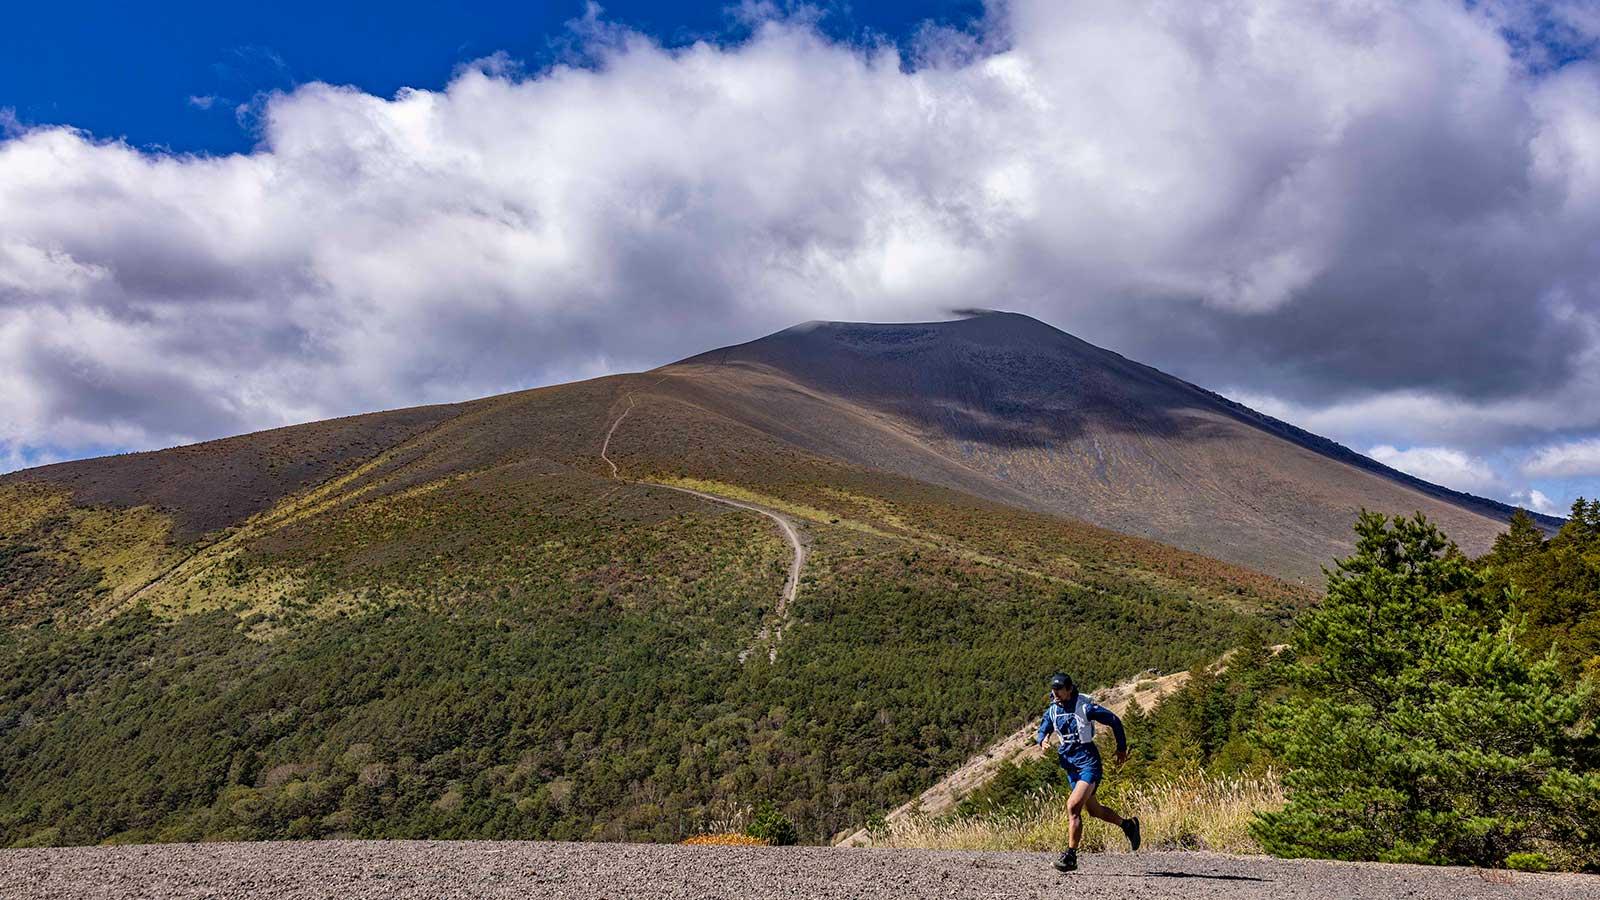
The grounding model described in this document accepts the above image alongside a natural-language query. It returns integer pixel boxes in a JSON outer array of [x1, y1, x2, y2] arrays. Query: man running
[[1035, 672, 1140, 872]]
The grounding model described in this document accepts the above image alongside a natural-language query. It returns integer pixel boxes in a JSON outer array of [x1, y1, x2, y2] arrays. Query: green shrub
[[1506, 852, 1550, 872], [745, 801, 797, 846]]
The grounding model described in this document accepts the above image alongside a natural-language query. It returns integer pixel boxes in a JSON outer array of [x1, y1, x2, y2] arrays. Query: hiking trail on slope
[[601, 381, 806, 663]]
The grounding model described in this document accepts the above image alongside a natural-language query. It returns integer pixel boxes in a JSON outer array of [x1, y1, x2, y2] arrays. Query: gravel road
[[4, 841, 1596, 900]]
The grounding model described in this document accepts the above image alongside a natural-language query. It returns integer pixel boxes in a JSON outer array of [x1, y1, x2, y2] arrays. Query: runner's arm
[[1087, 705, 1127, 755], [1035, 707, 1054, 746]]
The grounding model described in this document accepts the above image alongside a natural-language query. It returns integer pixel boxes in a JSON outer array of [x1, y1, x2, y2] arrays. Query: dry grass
[[681, 833, 770, 847], [872, 771, 1284, 855]]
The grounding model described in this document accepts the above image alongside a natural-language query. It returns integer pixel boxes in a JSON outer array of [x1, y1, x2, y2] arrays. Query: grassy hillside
[[0, 366, 1310, 847]]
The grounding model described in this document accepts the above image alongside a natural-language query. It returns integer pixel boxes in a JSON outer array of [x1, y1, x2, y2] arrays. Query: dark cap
[[1049, 672, 1073, 690]]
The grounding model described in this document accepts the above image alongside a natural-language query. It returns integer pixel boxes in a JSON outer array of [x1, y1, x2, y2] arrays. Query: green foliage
[[864, 811, 889, 840], [745, 801, 797, 846], [1124, 643, 1287, 786], [951, 756, 1062, 818], [927, 507, 1600, 872], [1251, 511, 1600, 870], [1506, 851, 1551, 872], [1487, 509, 1546, 566], [1480, 499, 1600, 679], [0, 525, 1262, 848], [0, 436, 1298, 850]]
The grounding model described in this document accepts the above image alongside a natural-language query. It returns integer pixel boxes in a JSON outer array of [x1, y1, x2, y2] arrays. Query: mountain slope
[[673, 312, 1543, 582], [6, 312, 1534, 588]]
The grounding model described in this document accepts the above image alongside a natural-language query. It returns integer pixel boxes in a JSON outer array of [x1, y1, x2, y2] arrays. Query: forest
[[0, 493, 1264, 848]]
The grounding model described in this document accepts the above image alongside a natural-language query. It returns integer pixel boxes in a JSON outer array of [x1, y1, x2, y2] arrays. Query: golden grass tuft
[[680, 832, 771, 847], [873, 771, 1284, 855]]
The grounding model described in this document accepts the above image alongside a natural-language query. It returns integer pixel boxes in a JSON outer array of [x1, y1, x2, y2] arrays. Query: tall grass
[[872, 771, 1285, 854]]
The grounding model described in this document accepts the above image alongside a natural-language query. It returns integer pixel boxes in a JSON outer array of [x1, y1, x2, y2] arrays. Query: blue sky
[[2, 1, 1598, 519], [2, 1, 983, 155]]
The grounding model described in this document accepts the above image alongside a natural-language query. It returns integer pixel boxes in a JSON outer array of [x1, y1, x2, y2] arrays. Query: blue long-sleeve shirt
[[1035, 693, 1126, 756]]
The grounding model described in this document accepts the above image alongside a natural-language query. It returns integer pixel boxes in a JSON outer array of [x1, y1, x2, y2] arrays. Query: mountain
[[0, 312, 1530, 848], [12, 312, 1535, 588], [667, 312, 1544, 582]]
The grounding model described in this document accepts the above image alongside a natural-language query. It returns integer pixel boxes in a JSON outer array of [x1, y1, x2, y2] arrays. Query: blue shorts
[[1057, 748, 1102, 786]]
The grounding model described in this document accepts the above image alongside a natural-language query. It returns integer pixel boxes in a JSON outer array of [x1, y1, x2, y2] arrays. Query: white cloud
[[1523, 436, 1600, 477], [1509, 487, 1562, 515], [0, 0, 1598, 474], [1368, 444, 1502, 495], [1224, 374, 1600, 452]]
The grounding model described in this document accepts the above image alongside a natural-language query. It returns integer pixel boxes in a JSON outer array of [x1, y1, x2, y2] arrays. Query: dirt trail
[[836, 669, 1193, 847], [599, 393, 636, 479], [600, 384, 806, 662], [5, 841, 1592, 900], [649, 483, 805, 663]]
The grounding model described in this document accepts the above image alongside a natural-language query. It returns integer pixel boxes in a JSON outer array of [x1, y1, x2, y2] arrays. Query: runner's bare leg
[[1084, 784, 1124, 828], [1066, 780, 1094, 848]]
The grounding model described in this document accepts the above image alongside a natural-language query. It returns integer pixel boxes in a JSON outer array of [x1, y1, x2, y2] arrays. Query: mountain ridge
[[661, 311, 1537, 581]]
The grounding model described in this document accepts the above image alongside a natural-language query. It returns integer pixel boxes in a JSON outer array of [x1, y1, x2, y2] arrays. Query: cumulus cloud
[[1, 0, 1599, 486], [1524, 437, 1600, 477], [1369, 444, 1503, 495], [1509, 487, 1563, 515]]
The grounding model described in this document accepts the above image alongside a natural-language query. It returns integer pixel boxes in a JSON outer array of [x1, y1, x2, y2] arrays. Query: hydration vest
[[1047, 693, 1097, 746]]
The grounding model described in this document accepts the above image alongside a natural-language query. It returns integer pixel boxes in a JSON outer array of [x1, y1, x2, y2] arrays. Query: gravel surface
[[4, 841, 1597, 899]]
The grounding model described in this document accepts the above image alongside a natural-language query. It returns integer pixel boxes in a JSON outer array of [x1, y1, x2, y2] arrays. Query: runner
[[1035, 672, 1141, 872]]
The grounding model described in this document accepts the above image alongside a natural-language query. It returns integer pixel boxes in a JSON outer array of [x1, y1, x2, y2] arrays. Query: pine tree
[[1488, 509, 1546, 566], [1485, 498, 1600, 680], [1252, 512, 1600, 869], [1556, 497, 1599, 545]]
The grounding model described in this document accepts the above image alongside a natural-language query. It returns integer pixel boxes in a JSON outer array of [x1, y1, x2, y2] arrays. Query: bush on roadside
[[745, 801, 798, 847], [681, 832, 769, 846]]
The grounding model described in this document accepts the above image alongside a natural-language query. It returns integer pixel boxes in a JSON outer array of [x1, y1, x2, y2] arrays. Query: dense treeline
[[1256, 506, 1599, 870], [1478, 502, 1600, 680]]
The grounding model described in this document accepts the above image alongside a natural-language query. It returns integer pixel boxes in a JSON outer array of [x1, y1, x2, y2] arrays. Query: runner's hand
[[1114, 749, 1129, 765]]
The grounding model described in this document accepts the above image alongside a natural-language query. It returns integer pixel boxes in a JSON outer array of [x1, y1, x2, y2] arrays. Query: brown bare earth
[[8, 402, 468, 542], [2, 341, 1317, 628], [4, 841, 1595, 900], [673, 313, 1552, 583]]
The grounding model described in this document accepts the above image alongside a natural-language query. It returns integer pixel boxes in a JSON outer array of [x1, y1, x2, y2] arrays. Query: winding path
[[600, 385, 806, 662], [599, 393, 636, 479]]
